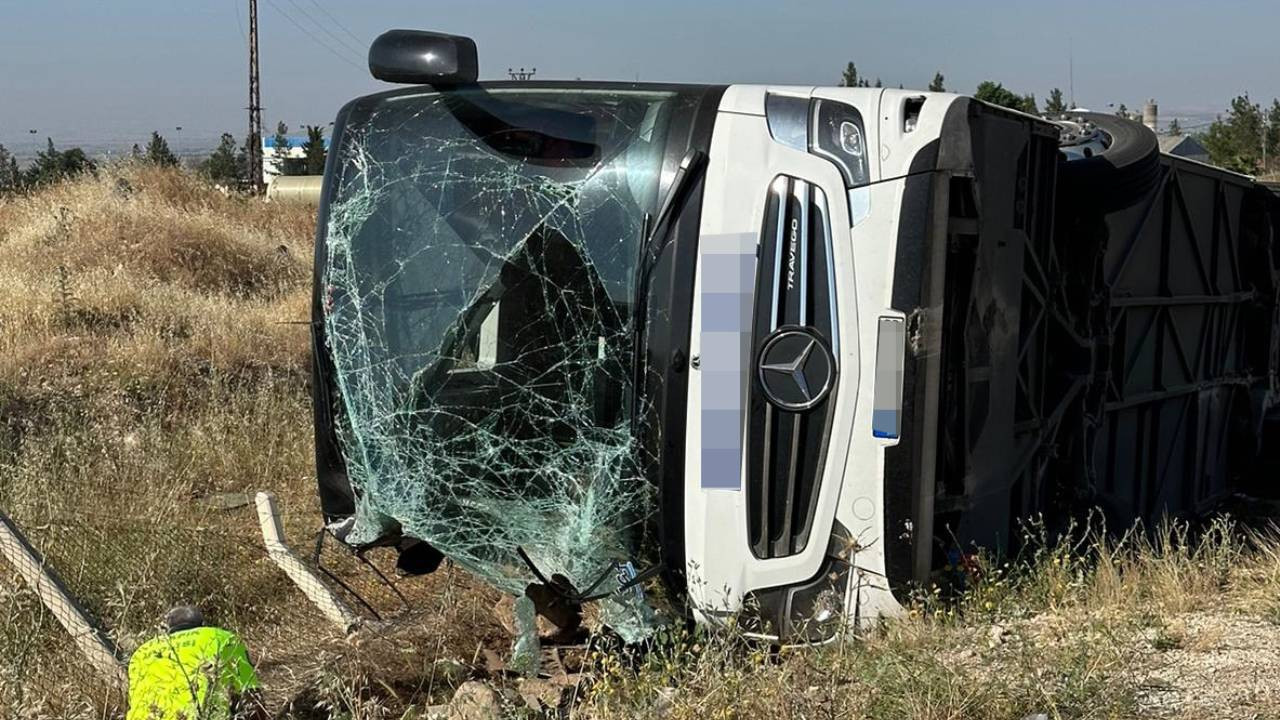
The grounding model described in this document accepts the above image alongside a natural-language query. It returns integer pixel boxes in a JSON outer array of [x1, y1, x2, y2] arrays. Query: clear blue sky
[[1, 0, 1276, 151]]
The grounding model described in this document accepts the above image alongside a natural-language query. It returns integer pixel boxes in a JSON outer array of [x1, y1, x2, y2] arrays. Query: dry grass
[[0, 165, 323, 717], [579, 518, 1280, 720], [0, 166, 508, 720], [2, 167, 1280, 719]]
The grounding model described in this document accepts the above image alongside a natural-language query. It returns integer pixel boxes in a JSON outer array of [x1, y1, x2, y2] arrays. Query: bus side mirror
[[369, 29, 478, 86]]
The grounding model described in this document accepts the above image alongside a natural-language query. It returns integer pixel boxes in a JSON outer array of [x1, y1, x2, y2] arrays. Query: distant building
[[262, 135, 330, 181], [1137, 99, 1212, 166], [1158, 135, 1211, 165]]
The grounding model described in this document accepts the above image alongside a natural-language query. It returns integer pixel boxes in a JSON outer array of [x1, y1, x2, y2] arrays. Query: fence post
[[0, 510, 126, 686], [254, 491, 359, 633]]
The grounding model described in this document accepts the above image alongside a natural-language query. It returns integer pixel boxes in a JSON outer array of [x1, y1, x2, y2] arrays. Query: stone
[[516, 677, 567, 712], [494, 592, 584, 644], [987, 624, 1008, 648], [198, 492, 253, 511], [655, 687, 677, 717], [525, 583, 583, 638], [411, 705, 450, 720], [449, 681, 501, 720], [431, 657, 470, 686]]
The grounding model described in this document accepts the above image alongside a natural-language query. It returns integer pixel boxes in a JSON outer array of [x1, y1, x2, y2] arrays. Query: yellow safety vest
[[126, 627, 259, 720]]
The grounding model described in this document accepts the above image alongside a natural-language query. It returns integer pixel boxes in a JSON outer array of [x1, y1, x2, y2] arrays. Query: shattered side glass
[[322, 88, 687, 640]]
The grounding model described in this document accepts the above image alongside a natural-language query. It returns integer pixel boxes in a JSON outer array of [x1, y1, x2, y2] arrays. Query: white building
[[262, 135, 330, 181]]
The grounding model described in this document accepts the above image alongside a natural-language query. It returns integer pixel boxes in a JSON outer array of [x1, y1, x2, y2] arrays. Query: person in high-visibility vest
[[126, 605, 265, 720]]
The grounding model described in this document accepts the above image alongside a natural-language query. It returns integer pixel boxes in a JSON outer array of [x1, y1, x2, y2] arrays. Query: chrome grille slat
[[794, 179, 809, 326], [747, 175, 840, 559], [815, 190, 839, 367], [769, 176, 788, 330]]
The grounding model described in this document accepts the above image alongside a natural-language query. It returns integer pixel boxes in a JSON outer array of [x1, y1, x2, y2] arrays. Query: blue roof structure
[[263, 135, 331, 150]]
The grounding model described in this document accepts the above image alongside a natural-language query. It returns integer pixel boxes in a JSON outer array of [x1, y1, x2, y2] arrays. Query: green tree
[[1115, 103, 1131, 119], [301, 125, 327, 175], [1167, 118, 1182, 136], [840, 62, 858, 87], [928, 72, 945, 92], [269, 121, 299, 176], [840, 62, 871, 88], [0, 144, 21, 193], [1201, 94, 1266, 174], [4, 157, 18, 192], [25, 138, 95, 187], [144, 131, 179, 167], [1044, 88, 1067, 115], [974, 81, 1038, 114], [1267, 100, 1280, 173], [201, 133, 241, 186]]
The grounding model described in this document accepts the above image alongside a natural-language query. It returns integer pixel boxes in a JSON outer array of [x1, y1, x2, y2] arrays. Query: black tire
[[1059, 112, 1162, 212]]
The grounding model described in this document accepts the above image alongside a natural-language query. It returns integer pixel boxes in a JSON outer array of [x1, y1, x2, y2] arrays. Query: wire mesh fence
[[0, 489, 507, 719]]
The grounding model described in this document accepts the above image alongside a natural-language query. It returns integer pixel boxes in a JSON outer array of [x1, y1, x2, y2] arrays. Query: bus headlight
[[766, 93, 872, 222], [811, 98, 869, 187]]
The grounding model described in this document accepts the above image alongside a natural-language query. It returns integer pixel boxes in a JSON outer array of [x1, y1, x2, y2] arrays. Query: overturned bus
[[309, 30, 1280, 641]]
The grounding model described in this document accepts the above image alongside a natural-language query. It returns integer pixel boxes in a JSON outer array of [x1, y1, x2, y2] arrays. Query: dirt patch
[[1139, 611, 1280, 718]]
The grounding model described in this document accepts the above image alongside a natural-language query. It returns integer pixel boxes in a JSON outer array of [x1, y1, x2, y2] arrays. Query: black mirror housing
[[369, 30, 479, 86]]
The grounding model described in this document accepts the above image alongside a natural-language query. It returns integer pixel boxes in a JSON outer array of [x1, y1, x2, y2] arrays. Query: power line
[[1068, 36, 1075, 110], [265, 0, 362, 67], [232, 0, 248, 46], [283, 0, 365, 59], [304, 0, 363, 49], [262, 0, 363, 70]]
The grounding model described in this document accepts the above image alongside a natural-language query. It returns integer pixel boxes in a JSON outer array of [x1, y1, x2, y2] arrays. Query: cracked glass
[[321, 87, 688, 639]]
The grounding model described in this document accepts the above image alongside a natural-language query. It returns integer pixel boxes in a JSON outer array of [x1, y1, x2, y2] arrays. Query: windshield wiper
[[647, 149, 708, 261], [516, 546, 662, 604], [631, 148, 708, 316], [630, 149, 708, 431]]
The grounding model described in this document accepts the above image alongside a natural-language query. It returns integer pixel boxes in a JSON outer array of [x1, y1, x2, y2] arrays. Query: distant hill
[[0, 134, 225, 163]]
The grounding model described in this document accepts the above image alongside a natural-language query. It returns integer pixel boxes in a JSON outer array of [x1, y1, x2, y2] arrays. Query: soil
[[1138, 611, 1280, 719]]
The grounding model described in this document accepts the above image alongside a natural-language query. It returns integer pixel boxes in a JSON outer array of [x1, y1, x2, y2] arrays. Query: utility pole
[[248, 0, 264, 193], [1068, 37, 1075, 110]]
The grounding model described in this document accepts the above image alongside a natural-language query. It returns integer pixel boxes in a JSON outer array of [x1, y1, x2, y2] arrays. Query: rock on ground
[[449, 681, 502, 720]]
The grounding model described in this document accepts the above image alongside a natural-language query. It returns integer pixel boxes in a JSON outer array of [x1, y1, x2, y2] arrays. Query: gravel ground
[[1139, 611, 1280, 719]]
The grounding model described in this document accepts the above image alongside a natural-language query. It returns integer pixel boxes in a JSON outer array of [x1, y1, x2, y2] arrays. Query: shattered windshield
[[321, 88, 685, 638]]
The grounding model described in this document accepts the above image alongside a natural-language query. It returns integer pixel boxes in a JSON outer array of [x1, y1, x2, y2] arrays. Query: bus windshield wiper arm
[[629, 148, 708, 435], [646, 149, 708, 260], [632, 149, 708, 308]]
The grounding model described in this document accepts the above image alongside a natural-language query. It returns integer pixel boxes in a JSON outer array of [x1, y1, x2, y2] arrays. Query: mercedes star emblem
[[757, 327, 835, 411]]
